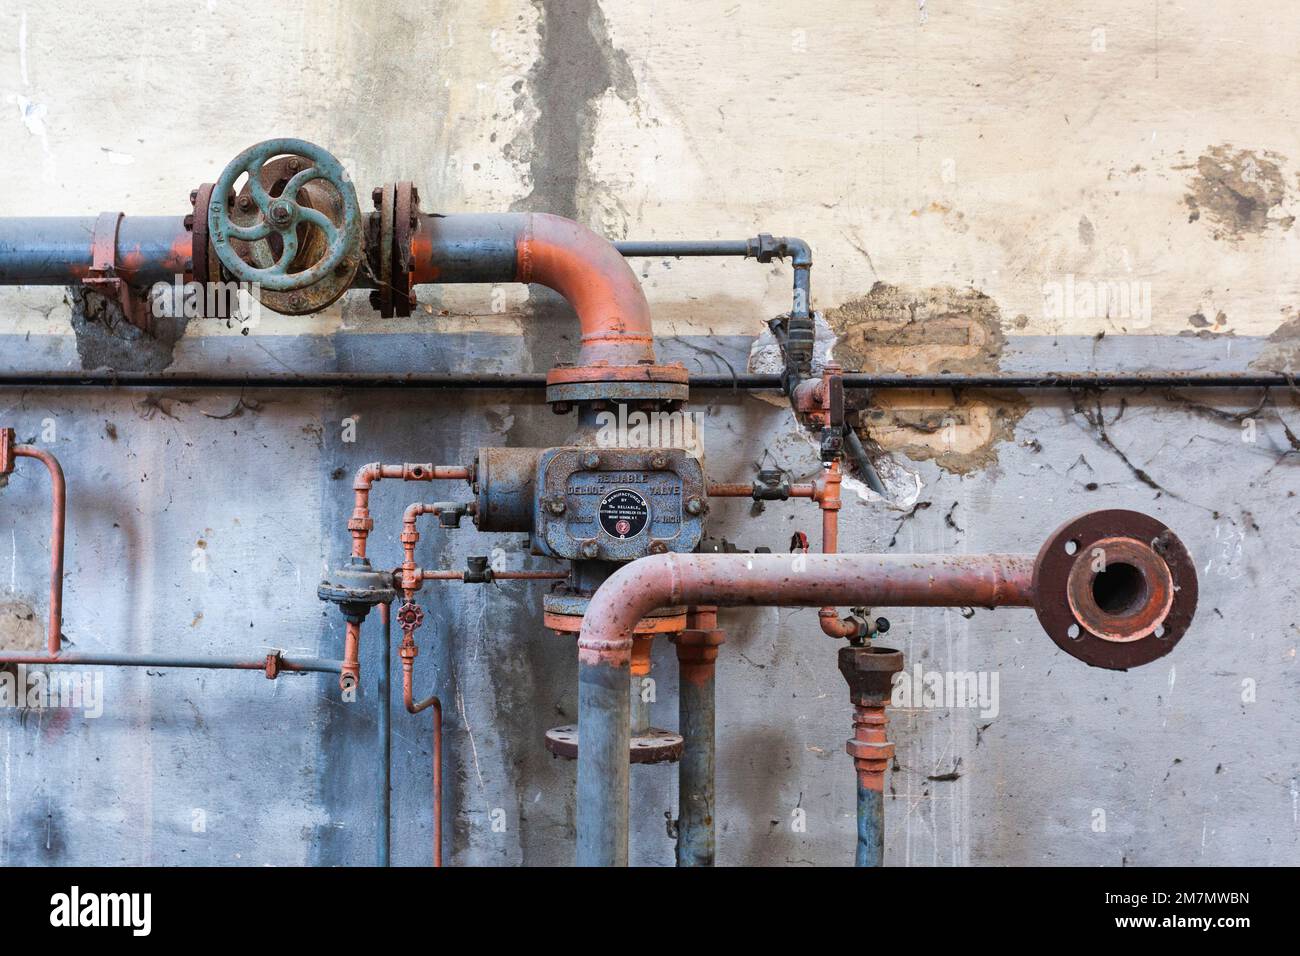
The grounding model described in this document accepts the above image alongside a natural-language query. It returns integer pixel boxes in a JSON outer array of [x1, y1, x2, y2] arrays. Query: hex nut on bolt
[[581, 540, 600, 559], [582, 452, 601, 470]]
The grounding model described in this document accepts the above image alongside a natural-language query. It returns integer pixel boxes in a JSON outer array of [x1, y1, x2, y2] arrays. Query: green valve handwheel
[[208, 138, 362, 313]]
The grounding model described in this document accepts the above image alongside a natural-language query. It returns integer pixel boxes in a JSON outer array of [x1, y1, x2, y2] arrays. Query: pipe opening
[[1091, 562, 1146, 616]]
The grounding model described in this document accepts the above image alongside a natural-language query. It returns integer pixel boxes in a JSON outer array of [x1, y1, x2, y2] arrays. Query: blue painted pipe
[[576, 656, 630, 866], [675, 669, 715, 866], [856, 782, 884, 867], [378, 602, 391, 867], [0, 216, 191, 286]]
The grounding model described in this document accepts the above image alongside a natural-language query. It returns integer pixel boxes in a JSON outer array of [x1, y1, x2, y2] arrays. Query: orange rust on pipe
[[515, 214, 655, 369], [815, 461, 860, 639], [674, 606, 725, 687], [3, 442, 66, 655], [341, 619, 361, 691], [847, 701, 892, 792], [705, 483, 752, 498], [394, 603, 442, 868], [577, 552, 1037, 667], [349, 462, 471, 558], [630, 634, 655, 678]]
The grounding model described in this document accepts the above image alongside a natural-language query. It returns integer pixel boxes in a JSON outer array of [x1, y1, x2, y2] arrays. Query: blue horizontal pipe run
[[0, 216, 191, 286]]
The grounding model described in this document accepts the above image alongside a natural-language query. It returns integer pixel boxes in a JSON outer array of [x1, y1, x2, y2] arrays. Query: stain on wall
[[0, 599, 40, 652], [829, 282, 1024, 473], [1250, 312, 1300, 373], [1183, 145, 1295, 240], [69, 289, 187, 372]]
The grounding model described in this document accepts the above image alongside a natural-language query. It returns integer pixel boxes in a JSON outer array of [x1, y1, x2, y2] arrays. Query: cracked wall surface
[[0, 1, 1297, 866]]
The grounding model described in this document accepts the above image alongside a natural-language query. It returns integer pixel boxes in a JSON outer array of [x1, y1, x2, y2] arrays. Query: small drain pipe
[[0, 431, 65, 655], [378, 601, 392, 867], [575, 552, 1034, 866]]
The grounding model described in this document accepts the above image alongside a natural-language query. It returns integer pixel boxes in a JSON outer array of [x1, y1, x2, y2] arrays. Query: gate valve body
[[208, 138, 362, 315]]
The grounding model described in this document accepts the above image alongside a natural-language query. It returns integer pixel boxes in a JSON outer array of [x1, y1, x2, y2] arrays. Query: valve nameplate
[[535, 448, 705, 561]]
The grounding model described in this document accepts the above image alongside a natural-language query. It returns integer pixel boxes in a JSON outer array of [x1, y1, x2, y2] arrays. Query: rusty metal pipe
[[393, 603, 443, 869], [816, 461, 861, 640], [6, 444, 67, 655], [576, 552, 1035, 866], [411, 213, 654, 370], [350, 462, 471, 559], [0, 216, 192, 286]]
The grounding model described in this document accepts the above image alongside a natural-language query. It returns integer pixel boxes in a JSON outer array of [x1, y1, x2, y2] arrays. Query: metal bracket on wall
[[82, 211, 152, 335]]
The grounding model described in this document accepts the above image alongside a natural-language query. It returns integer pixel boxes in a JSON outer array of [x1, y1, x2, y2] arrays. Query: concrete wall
[[0, 0, 1296, 866]]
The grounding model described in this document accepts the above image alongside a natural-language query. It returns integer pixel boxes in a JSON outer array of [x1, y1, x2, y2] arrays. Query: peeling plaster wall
[[0, 1, 1297, 866]]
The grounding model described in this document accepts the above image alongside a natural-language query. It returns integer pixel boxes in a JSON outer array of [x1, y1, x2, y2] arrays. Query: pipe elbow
[[515, 213, 655, 368], [354, 462, 383, 491], [577, 553, 680, 665]]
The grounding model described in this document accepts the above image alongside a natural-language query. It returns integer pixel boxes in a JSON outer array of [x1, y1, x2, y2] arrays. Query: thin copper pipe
[[393, 601, 443, 869], [816, 461, 859, 639], [11, 445, 66, 654], [350, 463, 471, 559], [705, 481, 815, 499]]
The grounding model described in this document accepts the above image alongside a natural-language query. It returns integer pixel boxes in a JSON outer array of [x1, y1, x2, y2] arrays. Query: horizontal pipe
[[0, 371, 1288, 391], [575, 552, 1034, 866], [580, 553, 1035, 662], [413, 212, 655, 369], [0, 651, 343, 673], [614, 240, 751, 258], [0, 216, 192, 286]]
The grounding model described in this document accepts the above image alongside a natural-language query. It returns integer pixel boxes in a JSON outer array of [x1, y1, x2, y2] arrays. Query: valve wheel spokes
[[209, 138, 360, 293]]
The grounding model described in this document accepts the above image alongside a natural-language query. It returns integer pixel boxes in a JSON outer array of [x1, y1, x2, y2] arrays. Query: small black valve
[[463, 555, 493, 584]]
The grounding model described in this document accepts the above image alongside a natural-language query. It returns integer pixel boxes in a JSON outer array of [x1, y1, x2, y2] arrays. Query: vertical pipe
[[432, 697, 443, 867], [838, 645, 904, 868], [629, 634, 653, 737], [12, 446, 65, 654], [856, 782, 884, 867], [576, 653, 630, 867], [378, 602, 392, 867], [630, 675, 650, 736], [674, 608, 723, 867]]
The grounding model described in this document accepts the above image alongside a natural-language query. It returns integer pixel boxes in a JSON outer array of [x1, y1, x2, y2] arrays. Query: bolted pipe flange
[[544, 724, 684, 764], [1032, 510, 1197, 670]]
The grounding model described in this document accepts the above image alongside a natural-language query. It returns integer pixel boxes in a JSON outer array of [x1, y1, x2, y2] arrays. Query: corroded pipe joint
[[0, 427, 14, 474], [815, 464, 843, 510], [846, 707, 894, 791], [820, 608, 863, 640], [353, 462, 384, 490], [672, 627, 725, 686], [838, 646, 904, 792]]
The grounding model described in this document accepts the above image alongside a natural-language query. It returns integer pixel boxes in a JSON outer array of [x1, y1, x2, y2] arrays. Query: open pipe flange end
[[1033, 510, 1197, 670]]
